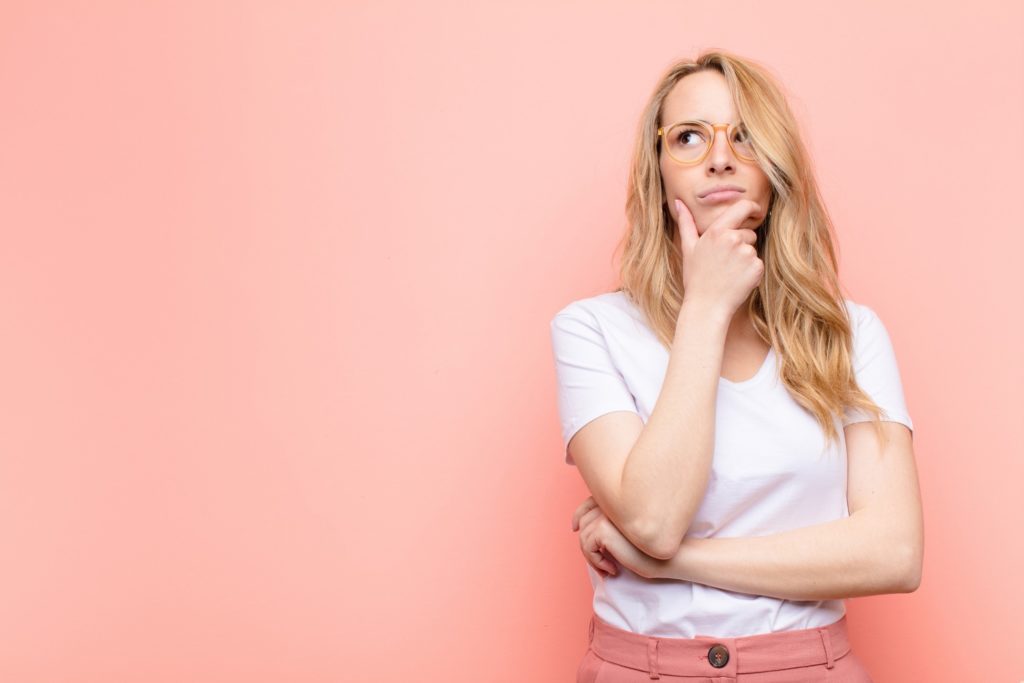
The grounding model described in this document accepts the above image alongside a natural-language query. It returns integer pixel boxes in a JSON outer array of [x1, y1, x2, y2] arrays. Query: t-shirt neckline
[[719, 346, 775, 391], [609, 289, 776, 392]]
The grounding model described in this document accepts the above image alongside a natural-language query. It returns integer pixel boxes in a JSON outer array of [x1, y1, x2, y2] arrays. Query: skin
[[659, 70, 772, 246], [659, 69, 774, 368], [572, 418, 923, 601], [569, 72, 924, 600]]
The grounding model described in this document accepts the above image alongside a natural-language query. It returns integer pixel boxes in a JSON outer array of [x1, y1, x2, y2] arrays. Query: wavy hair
[[613, 49, 890, 453]]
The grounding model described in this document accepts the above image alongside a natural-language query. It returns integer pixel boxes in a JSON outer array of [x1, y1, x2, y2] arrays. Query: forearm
[[662, 511, 916, 601], [620, 299, 730, 558]]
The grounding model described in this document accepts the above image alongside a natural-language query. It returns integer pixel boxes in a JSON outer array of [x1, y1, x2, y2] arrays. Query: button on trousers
[[577, 612, 874, 682]]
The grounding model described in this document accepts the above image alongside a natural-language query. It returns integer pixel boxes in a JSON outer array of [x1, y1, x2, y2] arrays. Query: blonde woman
[[549, 50, 922, 682]]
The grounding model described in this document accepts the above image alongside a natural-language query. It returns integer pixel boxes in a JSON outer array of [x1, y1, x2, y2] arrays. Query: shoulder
[[551, 290, 640, 328], [842, 297, 870, 321], [842, 297, 885, 333], [842, 298, 903, 362], [550, 291, 653, 349]]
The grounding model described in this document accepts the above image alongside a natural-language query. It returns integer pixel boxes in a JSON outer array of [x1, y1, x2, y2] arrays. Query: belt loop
[[647, 638, 660, 679], [588, 615, 596, 646], [818, 627, 835, 669]]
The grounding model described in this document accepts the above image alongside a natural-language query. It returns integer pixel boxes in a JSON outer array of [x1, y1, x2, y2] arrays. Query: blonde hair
[[615, 49, 890, 453]]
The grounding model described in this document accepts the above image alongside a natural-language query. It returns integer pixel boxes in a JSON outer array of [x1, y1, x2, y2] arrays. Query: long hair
[[615, 49, 889, 453]]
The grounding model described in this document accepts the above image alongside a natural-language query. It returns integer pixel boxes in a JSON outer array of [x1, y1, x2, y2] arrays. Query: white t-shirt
[[549, 291, 913, 638]]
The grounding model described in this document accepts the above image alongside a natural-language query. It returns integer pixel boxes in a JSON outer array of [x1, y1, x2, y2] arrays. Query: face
[[659, 70, 772, 245]]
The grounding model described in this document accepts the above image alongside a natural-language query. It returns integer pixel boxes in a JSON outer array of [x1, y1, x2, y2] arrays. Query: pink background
[[1, 1, 1021, 681]]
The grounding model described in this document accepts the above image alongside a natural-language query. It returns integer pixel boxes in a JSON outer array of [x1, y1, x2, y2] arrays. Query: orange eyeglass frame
[[657, 120, 757, 165]]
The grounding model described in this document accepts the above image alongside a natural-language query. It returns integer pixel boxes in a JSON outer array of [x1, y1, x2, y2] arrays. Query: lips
[[698, 184, 744, 198], [700, 190, 744, 204]]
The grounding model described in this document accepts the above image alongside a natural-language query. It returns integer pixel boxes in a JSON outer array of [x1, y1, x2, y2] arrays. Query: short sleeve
[[549, 304, 641, 466], [843, 303, 914, 433]]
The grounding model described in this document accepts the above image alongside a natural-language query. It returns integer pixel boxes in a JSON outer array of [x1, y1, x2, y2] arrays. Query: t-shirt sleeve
[[843, 303, 914, 434], [549, 304, 641, 466]]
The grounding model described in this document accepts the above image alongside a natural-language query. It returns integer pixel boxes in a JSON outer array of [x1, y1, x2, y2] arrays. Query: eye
[[675, 127, 706, 146], [733, 124, 750, 142]]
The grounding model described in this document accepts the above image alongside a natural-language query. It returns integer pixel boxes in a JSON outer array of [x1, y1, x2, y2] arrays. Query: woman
[[549, 50, 923, 682]]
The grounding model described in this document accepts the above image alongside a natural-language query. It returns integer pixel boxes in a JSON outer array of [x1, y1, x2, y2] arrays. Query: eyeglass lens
[[663, 122, 755, 163]]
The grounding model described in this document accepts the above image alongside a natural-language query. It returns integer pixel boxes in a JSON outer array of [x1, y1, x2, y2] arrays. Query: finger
[[596, 554, 617, 577], [583, 536, 615, 577], [577, 506, 604, 534], [571, 497, 594, 531], [707, 199, 763, 235], [583, 532, 618, 577], [674, 199, 699, 258], [736, 228, 758, 246], [571, 496, 597, 531], [579, 526, 601, 567]]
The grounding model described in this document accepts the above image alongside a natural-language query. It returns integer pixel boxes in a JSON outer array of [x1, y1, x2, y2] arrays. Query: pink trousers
[[577, 612, 874, 682]]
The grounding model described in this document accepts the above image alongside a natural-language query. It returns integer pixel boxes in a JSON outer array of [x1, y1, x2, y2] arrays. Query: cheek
[[661, 168, 692, 199], [659, 160, 671, 188], [753, 171, 772, 198]]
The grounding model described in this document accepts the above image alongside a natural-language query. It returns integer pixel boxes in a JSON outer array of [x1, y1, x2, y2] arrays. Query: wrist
[[658, 537, 702, 582], [679, 294, 737, 325], [676, 296, 733, 335]]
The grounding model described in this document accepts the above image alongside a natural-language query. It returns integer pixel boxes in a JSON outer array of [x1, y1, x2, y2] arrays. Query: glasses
[[657, 120, 757, 165]]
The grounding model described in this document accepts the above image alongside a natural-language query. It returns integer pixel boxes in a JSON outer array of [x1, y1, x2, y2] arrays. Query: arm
[[618, 298, 732, 559], [660, 422, 923, 600], [664, 514, 909, 600]]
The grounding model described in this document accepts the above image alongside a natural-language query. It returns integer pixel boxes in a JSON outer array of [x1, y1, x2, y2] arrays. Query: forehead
[[662, 70, 739, 124]]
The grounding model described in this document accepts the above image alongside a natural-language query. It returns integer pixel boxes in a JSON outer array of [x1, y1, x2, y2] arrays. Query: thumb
[[674, 199, 698, 258]]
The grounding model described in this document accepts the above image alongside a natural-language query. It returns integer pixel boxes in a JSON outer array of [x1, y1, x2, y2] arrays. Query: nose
[[706, 129, 736, 174]]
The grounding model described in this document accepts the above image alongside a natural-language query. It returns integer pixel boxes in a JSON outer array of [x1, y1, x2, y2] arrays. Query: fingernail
[[674, 199, 681, 213]]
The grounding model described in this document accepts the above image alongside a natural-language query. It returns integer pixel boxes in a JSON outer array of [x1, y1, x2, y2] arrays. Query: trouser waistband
[[588, 612, 852, 678]]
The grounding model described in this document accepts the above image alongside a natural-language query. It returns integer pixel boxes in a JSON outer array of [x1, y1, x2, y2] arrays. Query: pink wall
[[0, 1, 1021, 681]]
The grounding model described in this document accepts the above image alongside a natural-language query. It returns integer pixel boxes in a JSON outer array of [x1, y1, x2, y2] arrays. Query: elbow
[[648, 537, 683, 561], [894, 543, 923, 593], [616, 484, 695, 561], [630, 518, 686, 561], [638, 534, 680, 561]]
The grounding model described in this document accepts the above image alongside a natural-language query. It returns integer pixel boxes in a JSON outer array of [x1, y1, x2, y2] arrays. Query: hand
[[672, 197, 766, 317], [571, 496, 670, 580]]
